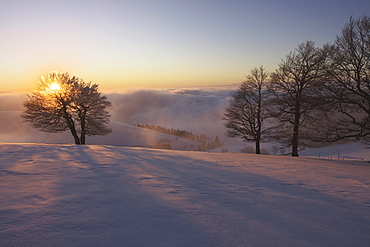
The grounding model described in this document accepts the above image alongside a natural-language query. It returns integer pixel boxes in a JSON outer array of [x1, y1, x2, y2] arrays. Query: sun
[[47, 82, 61, 92]]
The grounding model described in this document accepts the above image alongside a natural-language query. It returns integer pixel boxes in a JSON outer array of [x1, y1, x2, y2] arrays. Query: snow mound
[[1, 143, 370, 246]]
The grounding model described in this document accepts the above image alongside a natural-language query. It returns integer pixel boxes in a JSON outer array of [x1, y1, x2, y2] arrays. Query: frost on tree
[[22, 72, 112, 144]]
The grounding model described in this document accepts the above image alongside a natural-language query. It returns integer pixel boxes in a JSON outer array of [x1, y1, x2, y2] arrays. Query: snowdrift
[[1, 143, 369, 247]]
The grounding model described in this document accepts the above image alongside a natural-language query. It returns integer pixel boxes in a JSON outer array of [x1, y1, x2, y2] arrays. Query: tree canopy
[[224, 15, 369, 156], [22, 72, 112, 144], [224, 66, 270, 154]]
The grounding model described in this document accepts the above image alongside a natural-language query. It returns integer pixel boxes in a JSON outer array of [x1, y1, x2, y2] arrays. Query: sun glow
[[47, 82, 61, 92]]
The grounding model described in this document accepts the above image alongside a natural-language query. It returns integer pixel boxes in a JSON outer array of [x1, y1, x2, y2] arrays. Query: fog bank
[[0, 87, 235, 146]]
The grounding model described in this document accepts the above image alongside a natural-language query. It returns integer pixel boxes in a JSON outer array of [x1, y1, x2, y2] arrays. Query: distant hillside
[[133, 124, 224, 151], [88, 121, 200, 150]]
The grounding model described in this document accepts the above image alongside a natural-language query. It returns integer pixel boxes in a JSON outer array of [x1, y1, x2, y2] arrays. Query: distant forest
[[134, 124, 223, 151]]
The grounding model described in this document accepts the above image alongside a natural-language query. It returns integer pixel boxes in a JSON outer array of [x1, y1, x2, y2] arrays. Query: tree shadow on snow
[[1, 144, 370, 247]]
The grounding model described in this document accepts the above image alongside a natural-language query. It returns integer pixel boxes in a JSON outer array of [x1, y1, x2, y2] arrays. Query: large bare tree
[[224, 66, 269, 154], [268, 41, 327, 156], [320, 16, 370, 143], [22, 72, 112, 144]]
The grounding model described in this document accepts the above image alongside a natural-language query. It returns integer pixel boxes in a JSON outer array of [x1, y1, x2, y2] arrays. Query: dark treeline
[[224, 16, 370, 156], [135, 124, 197, 140], [134, 124, 223, 151]]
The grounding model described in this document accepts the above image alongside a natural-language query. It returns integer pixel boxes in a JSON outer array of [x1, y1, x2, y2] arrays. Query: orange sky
[[1, 0, 369, 93]]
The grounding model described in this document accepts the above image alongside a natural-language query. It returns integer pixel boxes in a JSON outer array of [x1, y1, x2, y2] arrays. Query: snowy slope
[[1, 143, 370, 247], [89, 121, 200, 150], [0, 110, 199, 150]]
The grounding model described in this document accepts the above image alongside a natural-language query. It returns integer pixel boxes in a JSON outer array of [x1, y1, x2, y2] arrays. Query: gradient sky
[[1, 0, 369, 93]]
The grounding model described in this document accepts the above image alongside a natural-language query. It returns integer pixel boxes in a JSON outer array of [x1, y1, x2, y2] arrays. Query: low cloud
[[0, 94, 27, 111], [0, 86, 236, 145], [109, 88, 232, 136]]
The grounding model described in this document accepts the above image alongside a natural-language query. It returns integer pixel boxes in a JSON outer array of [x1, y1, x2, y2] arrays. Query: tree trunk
[[72, 131, 81, 144], [80, 133, 85, 145], [80, 109, 86, 145], [291, 102, 301, 157], [67, 119, 80, 145], [291, 128, 299, 156], [68, 119, 80, 145], [256, 97, 262, 155], [62, 105, 80, 145], [255, 138, 261, 154]]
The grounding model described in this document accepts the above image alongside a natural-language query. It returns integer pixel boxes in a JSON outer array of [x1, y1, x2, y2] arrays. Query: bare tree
[[224, 66, 269, 154], [22, 72, 112, 144], [72, 81, 112, 144], [268, 41, 327, 156], [319, 16, 370, 143]]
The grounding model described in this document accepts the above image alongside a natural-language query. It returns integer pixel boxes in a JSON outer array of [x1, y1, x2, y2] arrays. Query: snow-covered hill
[[1, 143, 369, 246]]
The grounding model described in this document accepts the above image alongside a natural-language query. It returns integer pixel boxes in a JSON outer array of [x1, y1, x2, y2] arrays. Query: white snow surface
[[1, 143, 370, 247]]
